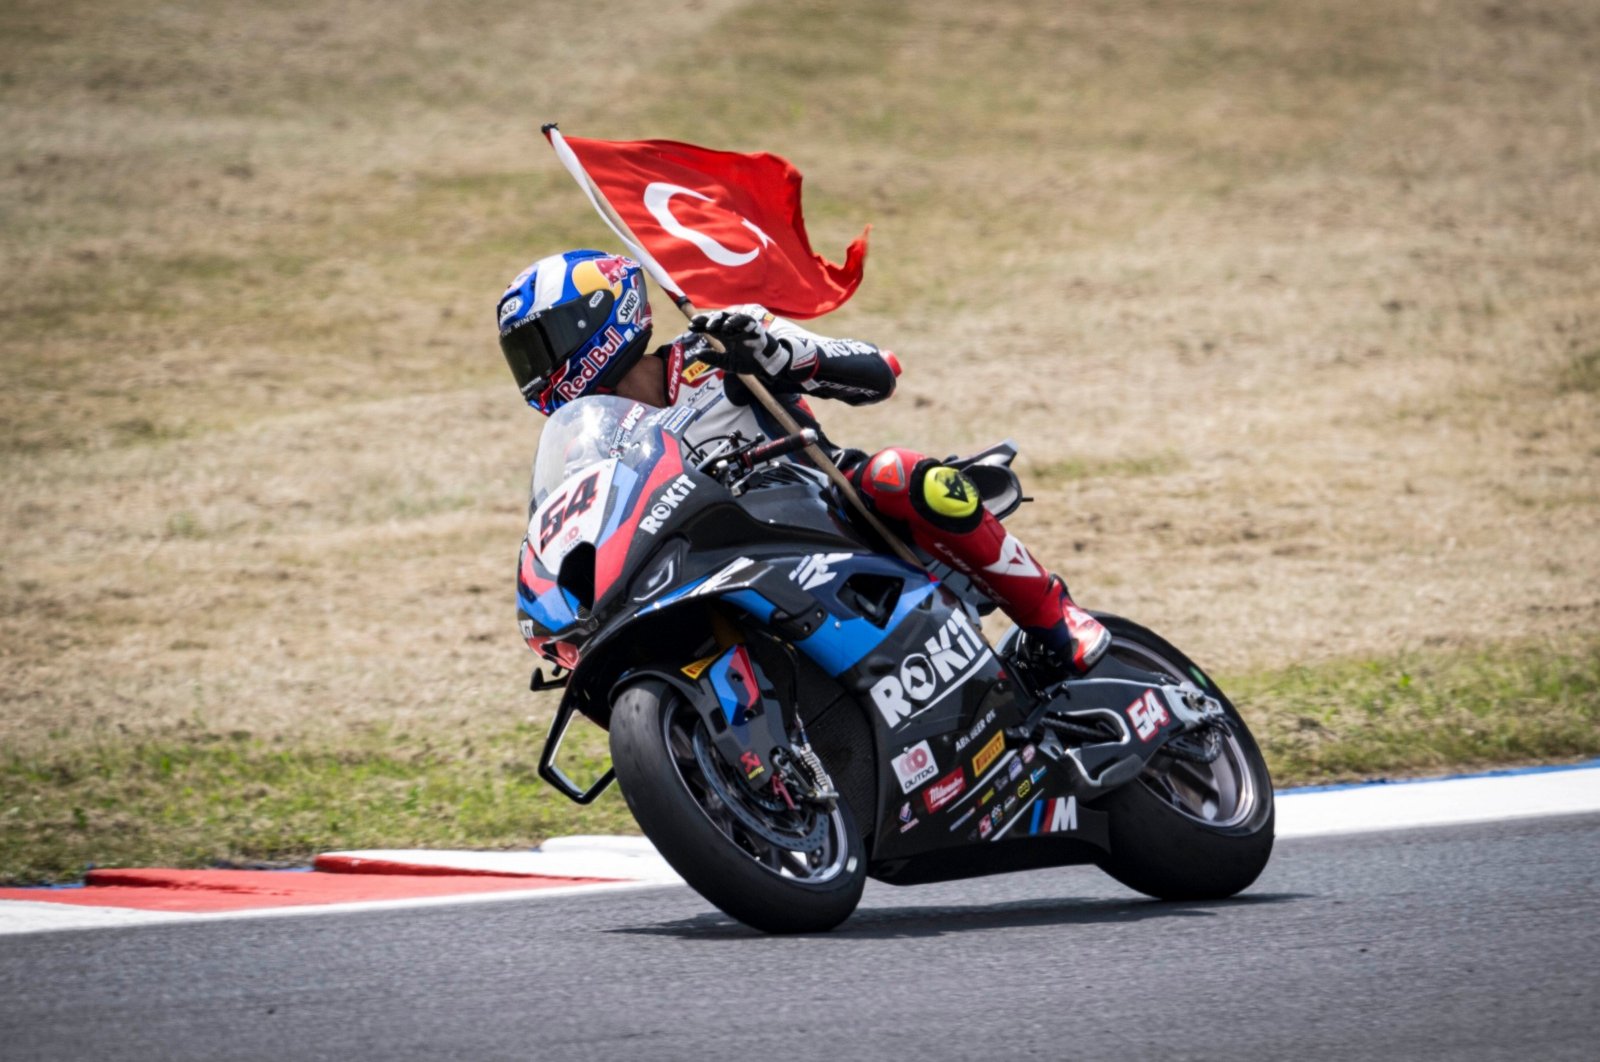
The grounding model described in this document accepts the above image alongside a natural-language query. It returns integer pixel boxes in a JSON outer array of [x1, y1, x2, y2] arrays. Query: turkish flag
[[545, 128, 868, 319]]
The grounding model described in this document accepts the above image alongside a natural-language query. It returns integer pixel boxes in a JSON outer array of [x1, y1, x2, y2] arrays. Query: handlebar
[[699, 428, 820, 480]]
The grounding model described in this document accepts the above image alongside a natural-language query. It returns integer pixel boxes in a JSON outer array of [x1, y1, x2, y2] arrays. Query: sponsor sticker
[[891, 740, 938, 794], [953, 708, 998, 753], [616, 289, 641, 323], [970, 731, 1005, 778], [680, 360, 715, 388], [680, 655, 716, 680], [1030, 766, 1047, 785], [978, 815, 993, 839], [1021, 744, 1037, 765], [1030, 796, 1079, 835], [947, 806, 977, 833], [738, 750, 765, 781], [979, 787, 996, 807], [1126, 690, 1171, 742], [640, 474, 697, 535], [898, 802, 919, 833], [922, 769, 966, 814], [1008, 758, 1024, 782], [870, 611, 994, 728], [552, 327, 632, 401], [661, 406, 696, 435]]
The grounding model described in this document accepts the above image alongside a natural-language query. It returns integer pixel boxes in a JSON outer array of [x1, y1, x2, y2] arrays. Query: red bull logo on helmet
[[551, 326, 631, 401]]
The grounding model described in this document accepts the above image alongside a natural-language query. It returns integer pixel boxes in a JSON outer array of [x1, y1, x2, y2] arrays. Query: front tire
[[608, 679, 866, 933], [1092, 616, 1275, 900]]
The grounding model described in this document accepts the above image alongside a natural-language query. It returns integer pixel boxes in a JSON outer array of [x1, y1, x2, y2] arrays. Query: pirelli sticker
[[970, 731, 1005, 778], [680, 655, 717, 680], [680, 360, 715, 387]]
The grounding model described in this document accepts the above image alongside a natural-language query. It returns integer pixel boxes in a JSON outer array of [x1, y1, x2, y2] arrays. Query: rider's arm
[[734, 306, 900, 407]]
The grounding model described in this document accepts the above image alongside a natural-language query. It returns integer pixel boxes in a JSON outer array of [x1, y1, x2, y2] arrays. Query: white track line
[[1275, 763, 1600, 838], [5, 766, 1598, 937]]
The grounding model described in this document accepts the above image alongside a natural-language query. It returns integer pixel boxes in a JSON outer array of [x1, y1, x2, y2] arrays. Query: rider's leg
[[850, 447, 1110, 675]]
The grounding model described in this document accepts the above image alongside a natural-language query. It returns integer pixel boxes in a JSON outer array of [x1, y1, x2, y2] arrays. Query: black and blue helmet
[[496, 249, 654, 414]]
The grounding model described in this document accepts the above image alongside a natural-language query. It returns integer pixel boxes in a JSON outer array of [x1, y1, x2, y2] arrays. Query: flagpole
[[541, 124, 926, 571]]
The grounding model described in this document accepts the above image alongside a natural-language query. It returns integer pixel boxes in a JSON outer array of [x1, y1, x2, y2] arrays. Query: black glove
[[689, 311, 792, 378]]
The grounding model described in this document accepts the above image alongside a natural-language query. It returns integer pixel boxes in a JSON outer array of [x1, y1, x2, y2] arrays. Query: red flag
[[545, 129, 868, 319]]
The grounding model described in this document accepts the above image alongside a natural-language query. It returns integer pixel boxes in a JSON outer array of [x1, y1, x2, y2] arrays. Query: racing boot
[[1015, 574, 1112, 681]]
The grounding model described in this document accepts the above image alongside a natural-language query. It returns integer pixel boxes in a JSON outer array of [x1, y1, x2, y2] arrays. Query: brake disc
[[692, 725, 828, 852]]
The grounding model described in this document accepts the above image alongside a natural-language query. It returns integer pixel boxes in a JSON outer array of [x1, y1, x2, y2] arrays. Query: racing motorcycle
[[519, 395, 1273, 933]]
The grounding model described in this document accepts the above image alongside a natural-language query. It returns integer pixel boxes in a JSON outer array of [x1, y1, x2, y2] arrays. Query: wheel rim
[[659, 692, 852, 885], [1107, 637, 1261, 830]]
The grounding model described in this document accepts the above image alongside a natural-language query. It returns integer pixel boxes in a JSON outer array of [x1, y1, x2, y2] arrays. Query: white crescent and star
[[642, 182, 774, 267]]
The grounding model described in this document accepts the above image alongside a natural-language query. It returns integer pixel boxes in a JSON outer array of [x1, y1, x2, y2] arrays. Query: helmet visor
[[499, 290, 616, 397]]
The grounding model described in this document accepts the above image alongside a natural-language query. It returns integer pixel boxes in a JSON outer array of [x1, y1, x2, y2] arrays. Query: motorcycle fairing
[[518, 418, 730, 644], [641, 551, 939, 677], [870, 721, 1115, 870]]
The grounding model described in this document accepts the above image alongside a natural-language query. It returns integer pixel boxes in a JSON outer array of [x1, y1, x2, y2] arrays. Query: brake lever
[[699, 428, 819, 482]]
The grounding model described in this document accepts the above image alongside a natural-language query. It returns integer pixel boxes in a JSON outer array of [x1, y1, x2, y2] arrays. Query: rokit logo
[[640, 475, 696, 534], [891, 740, 938, 794], [870, 611, 994, 728]]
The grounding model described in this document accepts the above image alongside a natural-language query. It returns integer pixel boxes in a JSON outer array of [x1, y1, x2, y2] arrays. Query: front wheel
[[608, 679, 866, 933], [1091, 615, 1275, 900]]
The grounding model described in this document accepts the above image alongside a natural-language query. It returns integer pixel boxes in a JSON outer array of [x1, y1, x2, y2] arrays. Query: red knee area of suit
[[850, 448, 1057, 630], [848, 447, 1111, 673]]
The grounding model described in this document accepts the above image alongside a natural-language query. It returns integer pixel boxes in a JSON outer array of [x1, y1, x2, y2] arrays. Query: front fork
[[690, 643, 838, 809]]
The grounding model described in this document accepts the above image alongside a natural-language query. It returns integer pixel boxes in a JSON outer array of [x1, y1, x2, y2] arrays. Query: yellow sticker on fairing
[[970, 731, 1005, 777], [680, 655, 717, 680]]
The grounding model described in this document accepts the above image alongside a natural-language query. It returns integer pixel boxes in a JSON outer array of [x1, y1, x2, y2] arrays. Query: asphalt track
[[2, 814, 1596, 1062]]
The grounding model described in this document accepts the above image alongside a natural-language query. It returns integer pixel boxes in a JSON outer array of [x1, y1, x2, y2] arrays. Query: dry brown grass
[[2, 0, 1597, 865]]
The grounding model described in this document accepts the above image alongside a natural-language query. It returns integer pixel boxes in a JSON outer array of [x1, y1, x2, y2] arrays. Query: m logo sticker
[[1029, 796, 1078, 835]]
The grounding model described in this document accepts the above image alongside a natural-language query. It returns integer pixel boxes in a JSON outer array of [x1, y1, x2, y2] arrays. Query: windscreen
[[529, 395, 669, 507]]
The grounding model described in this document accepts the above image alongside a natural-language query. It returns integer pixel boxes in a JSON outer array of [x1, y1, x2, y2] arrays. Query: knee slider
[[912, 464, 983, 532]]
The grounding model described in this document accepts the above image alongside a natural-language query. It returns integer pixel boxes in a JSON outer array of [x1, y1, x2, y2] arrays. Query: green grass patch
[[1559, 348, 1600, 395], [1, 718, 633, 885], [1026, 452, 1187, 483], [4, 640, 1596, 884], [1237, 640, 1600, 785]]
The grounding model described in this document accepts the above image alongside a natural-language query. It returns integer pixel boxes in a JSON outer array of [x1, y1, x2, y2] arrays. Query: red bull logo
[[552, 327, 630, 401]]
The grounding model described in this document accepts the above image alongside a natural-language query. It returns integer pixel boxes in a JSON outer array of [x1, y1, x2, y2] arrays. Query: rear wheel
[[1091, 615, 1275, 900], [608, 679, 866, 933]]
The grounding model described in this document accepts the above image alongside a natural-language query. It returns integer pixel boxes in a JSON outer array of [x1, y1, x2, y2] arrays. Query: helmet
[[496, 249, 654, 414]]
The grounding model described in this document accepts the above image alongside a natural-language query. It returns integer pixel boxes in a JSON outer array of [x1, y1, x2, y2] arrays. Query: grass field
[[3, 0, 1598, 882]]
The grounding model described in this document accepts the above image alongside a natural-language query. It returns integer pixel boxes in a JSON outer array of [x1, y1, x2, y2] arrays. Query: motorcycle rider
[[496, 248, 1110, 677]]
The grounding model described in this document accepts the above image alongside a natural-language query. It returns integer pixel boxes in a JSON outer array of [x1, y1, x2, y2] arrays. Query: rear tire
[[609, 679, 866, 933], [1091, 616, 1275, 900]]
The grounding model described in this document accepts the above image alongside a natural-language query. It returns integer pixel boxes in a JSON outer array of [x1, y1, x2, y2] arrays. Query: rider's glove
[[689, 311, 792, 378]]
